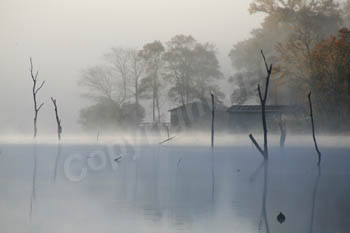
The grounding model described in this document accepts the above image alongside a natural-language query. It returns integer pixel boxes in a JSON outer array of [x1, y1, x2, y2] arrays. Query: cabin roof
[[169, 101, 227, 112], [227, 105, 302, 113]]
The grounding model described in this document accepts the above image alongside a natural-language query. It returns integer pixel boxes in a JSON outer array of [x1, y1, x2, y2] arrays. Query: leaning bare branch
[[159, 136, 176, 145], [37, 103, 44, 112], [249, 134, 265, 158]]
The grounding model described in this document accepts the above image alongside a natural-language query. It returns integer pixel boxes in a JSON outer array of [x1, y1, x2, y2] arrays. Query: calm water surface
[[0, 143, 349, 233]]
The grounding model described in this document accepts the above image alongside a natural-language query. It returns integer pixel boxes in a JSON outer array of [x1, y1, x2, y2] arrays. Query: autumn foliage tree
[[309, 28, 350, 128]]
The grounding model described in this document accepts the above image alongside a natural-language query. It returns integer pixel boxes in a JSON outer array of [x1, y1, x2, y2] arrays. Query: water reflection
[[0, 144, 349, 233]]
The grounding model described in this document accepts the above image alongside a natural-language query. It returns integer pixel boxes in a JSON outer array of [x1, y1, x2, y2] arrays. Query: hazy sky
[[0, 0, 264, 134]]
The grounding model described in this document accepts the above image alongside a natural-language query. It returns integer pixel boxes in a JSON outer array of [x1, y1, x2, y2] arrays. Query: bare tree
[[30, 58, 45, 138], [105, 47, 131, 104], [129, 50, 145, 106], [79, 66, 116, 102], [249, 50, 272, 159], [308, 92, 322, 165], [139, 41, 165, 123], [50, 97, 62, 141]]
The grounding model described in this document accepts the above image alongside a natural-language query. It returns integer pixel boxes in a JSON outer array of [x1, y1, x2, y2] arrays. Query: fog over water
[[1, 1, 350, 232], [0, 141, 349, 233], [0, 0, 264, 134]]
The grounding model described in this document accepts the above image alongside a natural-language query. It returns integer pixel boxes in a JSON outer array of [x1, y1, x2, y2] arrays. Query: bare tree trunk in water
[[308, 92, 322, 165], [249, 50, 272, 160], [211, 92, 215, 149], [210, 92, 215, 202], [152, 89, 156, 123], [30, 58, 45, 138], [29, 58, 44, 220], [51, 97, 62, 141]]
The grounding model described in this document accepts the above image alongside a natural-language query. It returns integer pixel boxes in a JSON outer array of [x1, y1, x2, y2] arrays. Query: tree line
[[79, 0, 350, 132], [78, 35, 224, 131]]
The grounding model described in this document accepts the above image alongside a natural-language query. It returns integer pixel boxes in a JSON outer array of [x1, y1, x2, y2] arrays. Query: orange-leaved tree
[[310, 28, 350, 127]]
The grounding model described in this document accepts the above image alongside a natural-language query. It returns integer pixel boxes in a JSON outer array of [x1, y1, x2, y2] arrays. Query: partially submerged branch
[[308, 92, 322, 165], [249, 134, 265, 159], [249, 50, 272, 159]]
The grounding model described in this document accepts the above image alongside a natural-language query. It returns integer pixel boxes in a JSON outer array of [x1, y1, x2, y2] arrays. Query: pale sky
[[0, 0, 264, 134]]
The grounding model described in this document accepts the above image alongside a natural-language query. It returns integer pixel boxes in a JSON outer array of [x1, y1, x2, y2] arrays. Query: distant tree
[[128, 49, 146, 106], [164, 35, 224, 105], [192, 43, 225, 101], [139, 41, 165, 123], [104, 47, 131, 103], [79, 47, 147, 130], [79, 65, 118, 102]]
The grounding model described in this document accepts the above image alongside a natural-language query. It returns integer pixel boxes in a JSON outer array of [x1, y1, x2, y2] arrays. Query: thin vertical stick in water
[[308, 92, 322, 165], [279, 115, 287, 148], [211, 92, 215, 149], [210, 92, 215, 202]]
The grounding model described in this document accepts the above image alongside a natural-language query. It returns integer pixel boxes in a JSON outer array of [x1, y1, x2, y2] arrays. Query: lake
[[0, 135, 349, 233]]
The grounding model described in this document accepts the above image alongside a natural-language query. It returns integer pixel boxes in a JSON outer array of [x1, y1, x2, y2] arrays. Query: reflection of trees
[[250, 160, 270, 233], [211, 149, 215, 203], [29, 143, 37, 219], [53, 143, 62, 183], [310, 165, 321, 233], [260, 161, 270, 233]]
